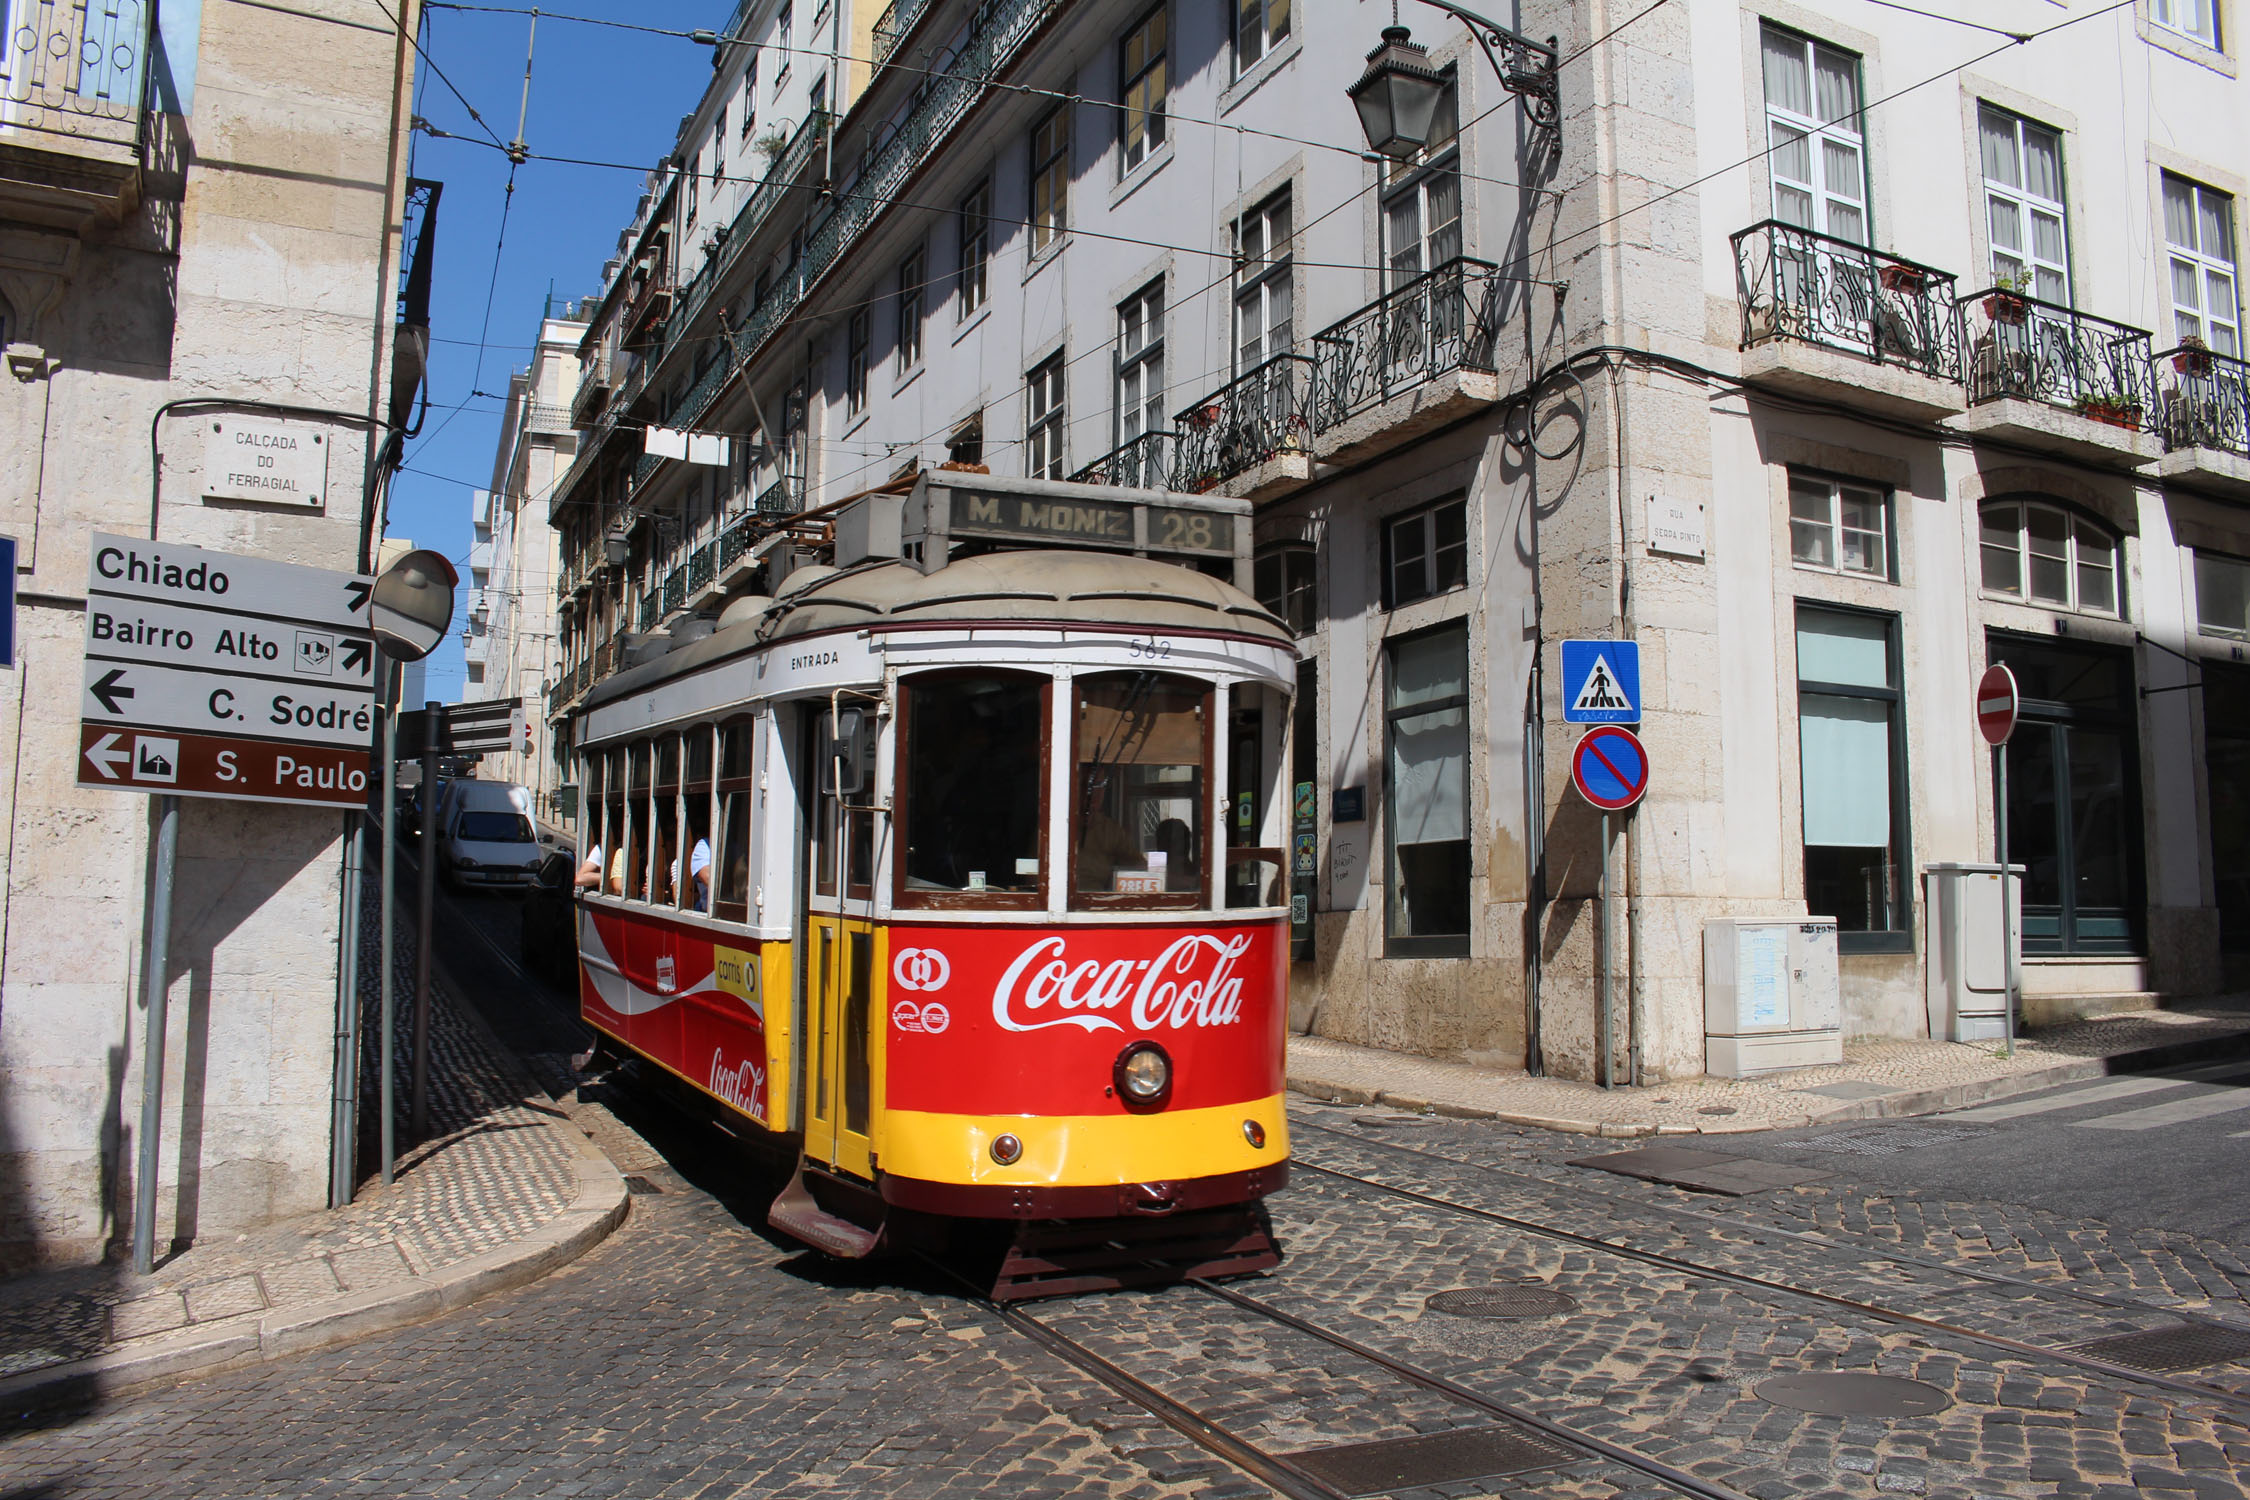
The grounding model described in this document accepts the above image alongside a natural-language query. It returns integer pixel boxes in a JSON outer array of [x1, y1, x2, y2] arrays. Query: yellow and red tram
[[569, 483, 1296, 1296]]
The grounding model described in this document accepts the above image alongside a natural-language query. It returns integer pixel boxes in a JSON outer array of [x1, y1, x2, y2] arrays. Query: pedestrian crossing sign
[[1560, 639, 1641, 724]]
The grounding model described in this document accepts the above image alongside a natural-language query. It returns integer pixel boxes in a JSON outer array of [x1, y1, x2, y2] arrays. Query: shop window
[[1383, 496, 1468, 607], [1979, 499, 2120, 616], [1796, 606, 1909, 951], [1789, 473, 1890, 578], [1254, 543, 1315, 635], [898, 673, 1047, 909], [2197, 551, 2250, 638], [1384, 625, 1469, 954], [1072, 671, 1208, 909]]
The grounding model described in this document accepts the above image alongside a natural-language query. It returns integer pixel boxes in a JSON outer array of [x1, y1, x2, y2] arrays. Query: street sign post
[[79, 532, 374, 809], [1561, 639, 1641, 725], [0, 534, 16, 669], [1571, 724, 1650, 1090], [1977, 662, 2021, 1057]]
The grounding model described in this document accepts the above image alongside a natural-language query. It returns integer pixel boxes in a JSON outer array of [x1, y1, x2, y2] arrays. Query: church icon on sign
[[134, 736, 179, 782]]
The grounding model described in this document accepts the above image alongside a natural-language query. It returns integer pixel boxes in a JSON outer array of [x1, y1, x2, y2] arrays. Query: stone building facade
[[0, 1, 417, 1264], [545, 0, 2249, 1083]]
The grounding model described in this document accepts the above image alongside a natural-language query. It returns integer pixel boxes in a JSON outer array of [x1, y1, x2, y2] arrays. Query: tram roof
[[581, 550, 1294, 712]]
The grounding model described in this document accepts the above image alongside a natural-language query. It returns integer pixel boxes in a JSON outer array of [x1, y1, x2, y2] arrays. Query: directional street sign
[[396, 698, 522, 756], [1977, 663, 2019, 747], [1571, 725, 1650, 812], [1561, 639, 1641, 724], [78, 532, 376, 809]]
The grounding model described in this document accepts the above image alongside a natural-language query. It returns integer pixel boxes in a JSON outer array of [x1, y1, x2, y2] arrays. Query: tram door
[[801, 704, 879, 1180]]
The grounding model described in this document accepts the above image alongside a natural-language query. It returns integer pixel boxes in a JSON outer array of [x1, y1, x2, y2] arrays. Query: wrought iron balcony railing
[[637, 591, 659, 632], [0, 0, 153, 155], [1311, 257, 1504, 433], [1731, 220, 1964, 383], [1174, 355, 1313, 491], [719, 513, 757, 571], [687, 540, 715, 593], [661, 567, 686, 615], [872, 0, 932, 66], [1959, 287, 2156, 429], [2154, 343, 2249, 459], [756, 477, 802, 516], [1070, 431, 1177, 490]]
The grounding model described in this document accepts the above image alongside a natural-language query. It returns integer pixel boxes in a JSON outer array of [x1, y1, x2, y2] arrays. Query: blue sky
[[388, 3, 720, 701]]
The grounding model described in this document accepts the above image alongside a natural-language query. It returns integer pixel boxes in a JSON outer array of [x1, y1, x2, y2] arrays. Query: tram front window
[[1074, 672, 1207, 907], [898, 672, 1046, 904]]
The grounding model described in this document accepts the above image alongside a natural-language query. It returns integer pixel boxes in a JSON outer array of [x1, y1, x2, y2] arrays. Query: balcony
[[716, 512, 761, 589], [1071, 431, 1176, 491], [1173, 355, 1314, 501], [1730, 221, 1966, 421], [0, 0, 153, 232], [756, 477, 802, 516], [524, 401, 574, 437], [1310, 257, 1504, 465], [686, 540, 724, 609], [872, 0, 932, 67], [571, 353, 612, 425], [637, 591, 659, 632], [2153, 343, 2250, 499], [1951, 289, 2160, 465]]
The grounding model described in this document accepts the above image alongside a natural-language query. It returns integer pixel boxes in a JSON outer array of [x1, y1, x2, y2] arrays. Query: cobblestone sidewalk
[[1289, 1002, 2250, 1136], [0, 918, 626, 1403]]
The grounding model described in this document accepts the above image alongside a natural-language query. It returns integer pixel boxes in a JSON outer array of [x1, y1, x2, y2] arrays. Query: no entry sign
[[1977, 663, 2019, 746], [1572, 725, 1649, 812]]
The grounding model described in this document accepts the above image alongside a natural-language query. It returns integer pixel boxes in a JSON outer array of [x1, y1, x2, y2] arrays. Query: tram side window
[[624, 742, 651, 899], [898, 672, 1047, 907], [653, 735, 681, 907], [1074, 671, 1207, 908], [683, 726, 714, 913], [603, 748, 627, 895], [579, 754, 604, 879], [715, 718, 756, 922]]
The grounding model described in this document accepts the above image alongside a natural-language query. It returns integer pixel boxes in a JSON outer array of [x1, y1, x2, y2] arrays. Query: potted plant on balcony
[[1983, 272, 2032, 325], [1878, 261, 1931, 296], [753, 128, 789, 164], [2073, 390, 2143, 430], [2174, 334, 2214, 377]]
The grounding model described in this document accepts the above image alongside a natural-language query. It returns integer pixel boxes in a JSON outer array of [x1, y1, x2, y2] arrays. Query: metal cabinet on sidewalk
[[1923, 862, 2020, 1042], [1702, 919, 1842, 1077]]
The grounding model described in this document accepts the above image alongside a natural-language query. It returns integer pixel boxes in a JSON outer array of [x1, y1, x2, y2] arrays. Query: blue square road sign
[[1560, 638, 1639, 724]]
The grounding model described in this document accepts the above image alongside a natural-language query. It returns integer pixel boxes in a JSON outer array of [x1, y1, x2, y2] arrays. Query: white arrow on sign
[[87, 531, 373, 634], [84, 732, 130, 779]]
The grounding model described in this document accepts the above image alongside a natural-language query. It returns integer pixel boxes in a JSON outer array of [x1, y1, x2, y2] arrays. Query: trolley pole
[[413, 700, 438, 1136], [132, 794, 180, 1275]]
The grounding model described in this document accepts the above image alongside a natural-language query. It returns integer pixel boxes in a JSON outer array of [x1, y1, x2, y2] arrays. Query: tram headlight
[[1113, 1041, 1173, 1110]]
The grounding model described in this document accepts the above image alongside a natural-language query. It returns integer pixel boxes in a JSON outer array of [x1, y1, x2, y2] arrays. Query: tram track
[[1296, 1114, 2250, 1336], [1292, 1147, 2250, 1417], [942, 1256, 1757, 1500]]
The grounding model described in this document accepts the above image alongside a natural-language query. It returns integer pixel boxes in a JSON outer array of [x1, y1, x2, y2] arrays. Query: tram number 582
[[1126, 636, 1173, 662]]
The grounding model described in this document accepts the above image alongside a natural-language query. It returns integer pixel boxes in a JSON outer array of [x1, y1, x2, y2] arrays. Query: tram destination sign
[[77, 531, 376, 809], [933, 481, 1238, 559]]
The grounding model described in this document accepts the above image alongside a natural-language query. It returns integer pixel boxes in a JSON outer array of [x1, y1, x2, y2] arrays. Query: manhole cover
[[1754, 1373, 1952, 1418], [1425, 1284, 1577, 1320], [2072, 1323, 2250, 1372], [1286, 1426, 1569, 1495], [1790, 1126, 1988, 1156]]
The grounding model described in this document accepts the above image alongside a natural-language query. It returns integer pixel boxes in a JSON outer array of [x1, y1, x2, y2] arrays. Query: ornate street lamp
[[1348, 3, 1561, 158]]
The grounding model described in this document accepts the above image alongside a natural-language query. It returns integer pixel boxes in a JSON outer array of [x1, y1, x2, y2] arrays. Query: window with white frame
[[685, 155, 699, 226], [1383, 81, 1460, 289], [1026, 354, 1066, 479], [2197, 552, 2250, 638], [2164, 174, 2241, 357], [1980, 498, 2120, 616], [1254, 543, 1316, 635], [1116, 280, 1165, 443], [741, 55, 758, 135], [776, 3, 792, 63], [958, 179, 990, 317], [845, 307, 869, 416], [896, 246, 924, 373], [2151, 0, 2219, 47], [1789, 473, 1890, 578], [1979, 105, 2070, 305], [1761, 25, 1867, 243], [1384, 495, 1468, 608], [1030, 106, 1069, 254], [1234, 188, 1293, 372], [1235, 0, 1290, 75], [1120, 5, 1167, 173]]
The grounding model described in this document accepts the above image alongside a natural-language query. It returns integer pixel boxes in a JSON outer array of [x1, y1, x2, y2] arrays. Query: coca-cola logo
[[709, 1051, 764, 1117], [992, 934, 1252, 1035]]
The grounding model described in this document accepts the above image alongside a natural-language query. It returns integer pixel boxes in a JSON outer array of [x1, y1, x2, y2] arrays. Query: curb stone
[[1285, 1023, 2250, 1138], [0, 1102, 629, 1412]]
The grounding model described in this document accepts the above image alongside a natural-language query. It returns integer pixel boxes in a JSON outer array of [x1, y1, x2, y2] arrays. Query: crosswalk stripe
[[2075, 1082, 2250, 1131], [1947, 1075, 2197, 1121]]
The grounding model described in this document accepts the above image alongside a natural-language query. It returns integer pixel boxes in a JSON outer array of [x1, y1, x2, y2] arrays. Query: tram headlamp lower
[[989, 1133, 1024, 1166], [1114, 1041, 1173, 1109]]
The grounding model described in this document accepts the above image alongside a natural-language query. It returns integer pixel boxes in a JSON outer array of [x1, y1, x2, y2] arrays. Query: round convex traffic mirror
[[370, 548, 458, 662]]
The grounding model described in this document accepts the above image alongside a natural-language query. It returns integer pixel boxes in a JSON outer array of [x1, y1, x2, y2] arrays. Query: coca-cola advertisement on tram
[[884, 920, 1286, 1117], [579, 904, 770, 1128]]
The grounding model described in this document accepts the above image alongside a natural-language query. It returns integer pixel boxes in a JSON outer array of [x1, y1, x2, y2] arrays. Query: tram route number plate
[[943, 489, 1235, 557]]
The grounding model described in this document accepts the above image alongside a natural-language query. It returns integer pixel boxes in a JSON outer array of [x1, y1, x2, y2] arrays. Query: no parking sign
[[1571, 725, 1649, 811]]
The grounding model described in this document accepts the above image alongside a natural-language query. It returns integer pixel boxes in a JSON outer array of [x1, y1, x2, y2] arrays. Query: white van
[[436, 780, 542, 892]]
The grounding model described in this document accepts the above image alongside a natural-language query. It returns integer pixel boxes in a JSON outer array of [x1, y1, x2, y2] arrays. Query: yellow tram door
[[802, 704, 879, 1181]]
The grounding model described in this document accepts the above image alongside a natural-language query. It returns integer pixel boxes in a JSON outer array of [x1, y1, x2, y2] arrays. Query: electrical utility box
[[1923, 863, 2020, 1042], [1703, 919, 1843, 1077]]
